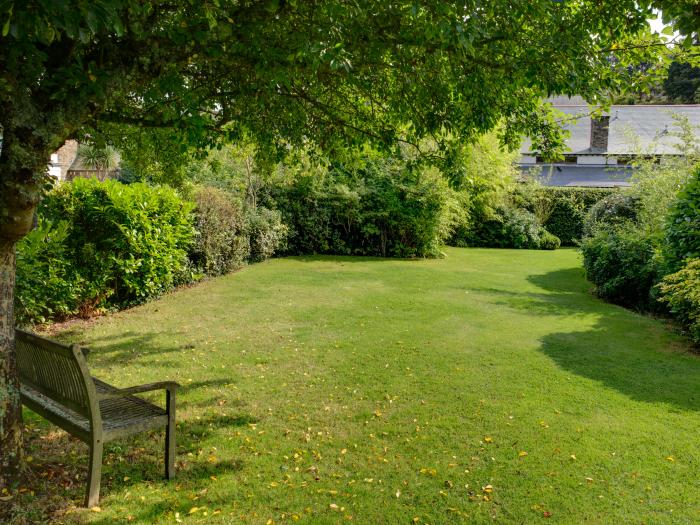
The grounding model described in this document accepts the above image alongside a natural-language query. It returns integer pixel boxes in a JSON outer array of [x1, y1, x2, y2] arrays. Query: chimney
[[590, 115, 609, 152]]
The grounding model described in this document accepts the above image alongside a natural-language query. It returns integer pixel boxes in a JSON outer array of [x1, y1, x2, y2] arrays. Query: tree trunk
[[0, 240, 22, 487]]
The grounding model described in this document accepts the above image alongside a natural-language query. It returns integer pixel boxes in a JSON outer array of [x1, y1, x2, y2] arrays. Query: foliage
[[15, 220, 92, 324], [111, 127, 193, 187], [663, 60, 700, 103], [514, 185, 617, 245], [275, 157, 453, 258], [0, 0, 685, 248], [658, 258, 700, 344], [189, 186, 249, 277], [76, 143, 119, 180], [580, 225, 659, 310], [457, 204, 560, 250], [38, 178, 195, 309], [245, 207, 288, 263], [584, 191, 640, 237], [664, 167, 700, 270]]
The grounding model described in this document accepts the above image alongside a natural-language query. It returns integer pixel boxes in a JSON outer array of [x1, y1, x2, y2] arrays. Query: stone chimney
[[590, 116, 609, 152]]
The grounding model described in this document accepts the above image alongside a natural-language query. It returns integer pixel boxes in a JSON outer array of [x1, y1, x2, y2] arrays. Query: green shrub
[[539, 230, 562, 250], [664, 168, 700, 270], [39, 178, 195, 308], [189, 186, 250, 276], [580, 225, 659, 310], [514, 186, 616, 245], [246, 207, 288, 263], [658, 258, 700, 344], [275, 159, 453, 258], [584, 191, 639, 236], [15, 220, 95, 324], [460, 205, 559, 250]]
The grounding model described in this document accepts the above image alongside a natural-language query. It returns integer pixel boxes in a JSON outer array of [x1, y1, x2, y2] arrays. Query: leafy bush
[[664, 168, 700, 270], [275, 158, 453, 258], [245, 207, 288, 263], [514, 185, 616, 245], [39, 178, 195, 308], [189, 186, 250, 276], [459, 204, 560, 250], [580, 225, 659, 310], [584, 191, 639, 237], [539, 230, 562, 250], [15, 220, 94, 324], [658, 258, 700, 344]]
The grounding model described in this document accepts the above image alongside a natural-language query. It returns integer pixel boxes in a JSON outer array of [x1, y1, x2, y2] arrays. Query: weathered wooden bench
[[15, 329, 179, 507]]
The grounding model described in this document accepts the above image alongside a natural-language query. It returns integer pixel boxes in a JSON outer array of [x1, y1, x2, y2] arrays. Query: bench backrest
[[15, 329, 99, 422]]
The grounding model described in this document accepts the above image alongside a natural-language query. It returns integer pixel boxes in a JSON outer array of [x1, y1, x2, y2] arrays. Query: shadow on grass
[[8, 411, 255, 524], [530, 267, 700, 412]]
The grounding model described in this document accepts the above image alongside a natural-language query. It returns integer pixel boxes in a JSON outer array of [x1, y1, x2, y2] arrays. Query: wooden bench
[[15, 329, 179, 507]]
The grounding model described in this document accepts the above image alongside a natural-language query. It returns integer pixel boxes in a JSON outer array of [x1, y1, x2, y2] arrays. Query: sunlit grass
[[20, 248, 700, 524]]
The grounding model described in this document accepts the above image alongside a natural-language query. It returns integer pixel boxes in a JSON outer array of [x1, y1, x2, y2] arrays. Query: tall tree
[[0, 0, 689, 484]]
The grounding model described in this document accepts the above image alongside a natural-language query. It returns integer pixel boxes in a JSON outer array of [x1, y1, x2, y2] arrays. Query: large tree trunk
[[0, 128, 47, 487], [0, 240, 21, 487]]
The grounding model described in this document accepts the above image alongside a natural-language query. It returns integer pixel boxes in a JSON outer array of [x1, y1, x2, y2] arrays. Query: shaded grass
[[10, 248, 700, 524]]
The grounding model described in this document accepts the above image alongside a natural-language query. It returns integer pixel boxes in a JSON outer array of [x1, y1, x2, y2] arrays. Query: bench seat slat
[[21, 379, 168, 441]]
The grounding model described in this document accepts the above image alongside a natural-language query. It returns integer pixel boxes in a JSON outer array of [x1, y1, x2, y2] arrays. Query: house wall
[[50, 140, 79, 181]]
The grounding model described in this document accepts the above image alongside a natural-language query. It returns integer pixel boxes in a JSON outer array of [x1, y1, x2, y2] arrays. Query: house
[[48, 140, 120, 182], [520, 97, 700, 187]]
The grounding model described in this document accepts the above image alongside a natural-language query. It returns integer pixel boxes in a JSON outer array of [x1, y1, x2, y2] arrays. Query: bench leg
[[85, 440, 103, 508], [165, 390, 176, 479]]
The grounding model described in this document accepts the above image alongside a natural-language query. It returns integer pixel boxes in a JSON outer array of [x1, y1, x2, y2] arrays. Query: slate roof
[[521, 104, 700, 156]]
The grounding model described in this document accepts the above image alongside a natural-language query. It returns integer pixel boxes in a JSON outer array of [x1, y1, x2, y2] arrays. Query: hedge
[[515, 186, 618, 245]]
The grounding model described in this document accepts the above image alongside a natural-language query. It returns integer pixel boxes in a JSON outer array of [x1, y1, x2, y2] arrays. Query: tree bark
[[0, 240, 22, 487]]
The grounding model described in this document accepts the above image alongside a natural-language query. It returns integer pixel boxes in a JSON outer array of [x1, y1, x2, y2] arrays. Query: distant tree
[[664, 61, 700, 103]]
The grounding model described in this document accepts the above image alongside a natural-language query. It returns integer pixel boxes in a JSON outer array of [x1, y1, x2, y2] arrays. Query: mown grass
[[12, 248, 700, 524]]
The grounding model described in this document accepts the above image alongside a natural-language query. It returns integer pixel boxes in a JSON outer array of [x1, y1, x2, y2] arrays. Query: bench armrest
[[97, 381, 180, 400]]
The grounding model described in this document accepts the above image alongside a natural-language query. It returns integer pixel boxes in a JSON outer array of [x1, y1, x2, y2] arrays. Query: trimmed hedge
[[16, 179, 195, 323]]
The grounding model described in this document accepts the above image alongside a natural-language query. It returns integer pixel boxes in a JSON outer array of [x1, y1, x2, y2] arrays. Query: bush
[[38, 178, 195, 308], [189, 186, 250, 276], [15, 220, 94, 324], [584, 191, 639, 236], [664, 168, 700, 270], [245, 207, 288, 263], [275, 158, 453, 258], [460, 204, 560, 250], [539, 230, 562, 250], [514, 185, 616, 245], [658, 258, 700, 344], [580, 225, 659, 310]]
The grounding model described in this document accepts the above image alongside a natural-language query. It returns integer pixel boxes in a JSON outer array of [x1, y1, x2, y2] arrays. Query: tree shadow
[[13, 410, 255, 523], [529, 268, 700, 412]]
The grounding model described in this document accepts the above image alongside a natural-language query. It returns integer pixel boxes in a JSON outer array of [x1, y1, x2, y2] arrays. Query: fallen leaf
[[519, 451, 528, 457], [91, 506, 102, 513]]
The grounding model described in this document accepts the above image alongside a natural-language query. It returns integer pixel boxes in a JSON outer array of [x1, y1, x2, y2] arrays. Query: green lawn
[[18, 248, 700, 524]]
